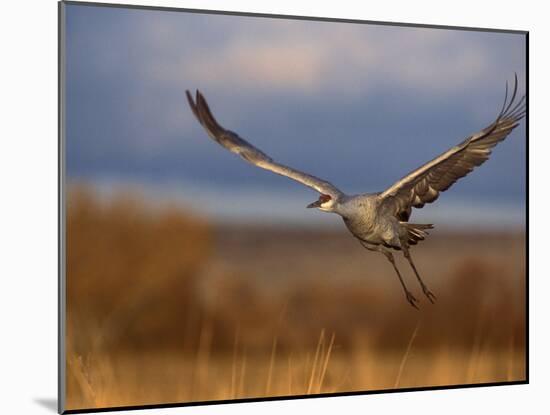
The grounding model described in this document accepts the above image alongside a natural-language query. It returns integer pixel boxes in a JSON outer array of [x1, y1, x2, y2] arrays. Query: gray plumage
[[185, 75, 525, 309]]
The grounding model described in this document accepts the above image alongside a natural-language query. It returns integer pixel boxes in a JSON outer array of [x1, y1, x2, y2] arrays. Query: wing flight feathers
[[379, 74, 526, 218], [186, 90, 343, 198]]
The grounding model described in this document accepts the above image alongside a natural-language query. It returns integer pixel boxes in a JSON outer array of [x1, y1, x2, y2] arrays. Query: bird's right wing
[[378, 75, 526, 219], [186, 90, 343, 198]]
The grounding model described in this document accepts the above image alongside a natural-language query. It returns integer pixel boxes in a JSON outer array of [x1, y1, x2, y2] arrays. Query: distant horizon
[[67, 176, 526, 230]]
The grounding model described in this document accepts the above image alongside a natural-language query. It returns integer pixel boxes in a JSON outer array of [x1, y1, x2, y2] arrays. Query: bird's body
[[186, 76, 525, 308], [335, 194, 399, 247]]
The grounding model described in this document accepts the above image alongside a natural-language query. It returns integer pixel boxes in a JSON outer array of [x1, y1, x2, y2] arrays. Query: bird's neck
[[329, 199, 346, 215]]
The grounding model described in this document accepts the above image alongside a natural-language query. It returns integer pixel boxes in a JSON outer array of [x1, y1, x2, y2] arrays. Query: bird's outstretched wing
[[379, 75, 526, 220], [186, 90, 343, 198]]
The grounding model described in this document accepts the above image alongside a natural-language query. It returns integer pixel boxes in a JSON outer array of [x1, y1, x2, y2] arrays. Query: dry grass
[[65, 331, 525, 409], [64, 186, 526, 410]]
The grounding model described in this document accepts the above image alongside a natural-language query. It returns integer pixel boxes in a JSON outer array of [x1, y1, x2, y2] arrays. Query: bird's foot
[[405, 291, 419, 309], [422, 287, 437, 304]]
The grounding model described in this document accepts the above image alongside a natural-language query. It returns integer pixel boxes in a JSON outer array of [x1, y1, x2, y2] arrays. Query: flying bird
[[186, 76, 526, 308]]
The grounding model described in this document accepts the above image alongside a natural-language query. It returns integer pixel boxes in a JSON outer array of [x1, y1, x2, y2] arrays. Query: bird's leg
[[402, 247, 436, 303], [358, 241, 419, 309], [384, 250, 420, 309]]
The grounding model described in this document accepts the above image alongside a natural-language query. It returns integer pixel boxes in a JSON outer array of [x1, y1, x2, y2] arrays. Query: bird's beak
[[307, 200, 322, 209]]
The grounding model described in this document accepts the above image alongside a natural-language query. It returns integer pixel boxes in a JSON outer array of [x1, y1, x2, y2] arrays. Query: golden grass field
[[65, 186, 526, 410]]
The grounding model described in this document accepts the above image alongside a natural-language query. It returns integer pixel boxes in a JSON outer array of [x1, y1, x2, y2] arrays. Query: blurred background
[[63, 3, 526, 410]]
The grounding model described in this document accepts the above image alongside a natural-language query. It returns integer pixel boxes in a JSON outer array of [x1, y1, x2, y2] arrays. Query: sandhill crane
[[186, 76, 526, 308]]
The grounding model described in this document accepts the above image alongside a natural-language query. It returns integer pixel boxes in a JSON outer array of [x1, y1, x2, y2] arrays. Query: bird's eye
[[320, 194, 332, 203]]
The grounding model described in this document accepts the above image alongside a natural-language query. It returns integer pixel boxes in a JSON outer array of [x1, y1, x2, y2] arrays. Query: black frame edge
[[62, 0, 528, 34], [58, 1, 67, 413], [524, 30, 530, 384], [63, 380, 528, 414]]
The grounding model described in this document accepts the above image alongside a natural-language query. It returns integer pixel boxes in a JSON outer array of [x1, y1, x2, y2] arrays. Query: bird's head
[[307, 194, 336, 212]]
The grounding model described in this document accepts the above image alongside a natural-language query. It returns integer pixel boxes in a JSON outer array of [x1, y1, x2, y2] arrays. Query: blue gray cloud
[[64, 4, 526, 225]]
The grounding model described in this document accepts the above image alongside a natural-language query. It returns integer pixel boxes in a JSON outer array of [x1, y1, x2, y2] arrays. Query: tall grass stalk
[[307, 329, 325, 394], [394, 322, 420, 388], [265, 337, 278, 395]]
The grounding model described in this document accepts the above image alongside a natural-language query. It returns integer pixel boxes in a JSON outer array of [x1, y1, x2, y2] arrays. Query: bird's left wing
[[378, 75, 526, 219], [186, 90, 343, 198]]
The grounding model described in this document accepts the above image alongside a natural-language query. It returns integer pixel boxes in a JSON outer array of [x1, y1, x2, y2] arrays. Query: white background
[[0, 0, 546, 414]]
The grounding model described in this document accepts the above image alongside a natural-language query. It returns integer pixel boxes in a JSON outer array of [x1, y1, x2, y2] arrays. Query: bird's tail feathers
[[401, 222, 434, 246]]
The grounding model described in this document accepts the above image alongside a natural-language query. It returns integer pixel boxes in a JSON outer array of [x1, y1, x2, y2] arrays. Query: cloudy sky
[[63, 3, 526, 227]]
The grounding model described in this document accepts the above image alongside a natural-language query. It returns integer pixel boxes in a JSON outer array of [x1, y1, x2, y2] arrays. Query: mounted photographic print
[[59, 1, 528, 413]]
